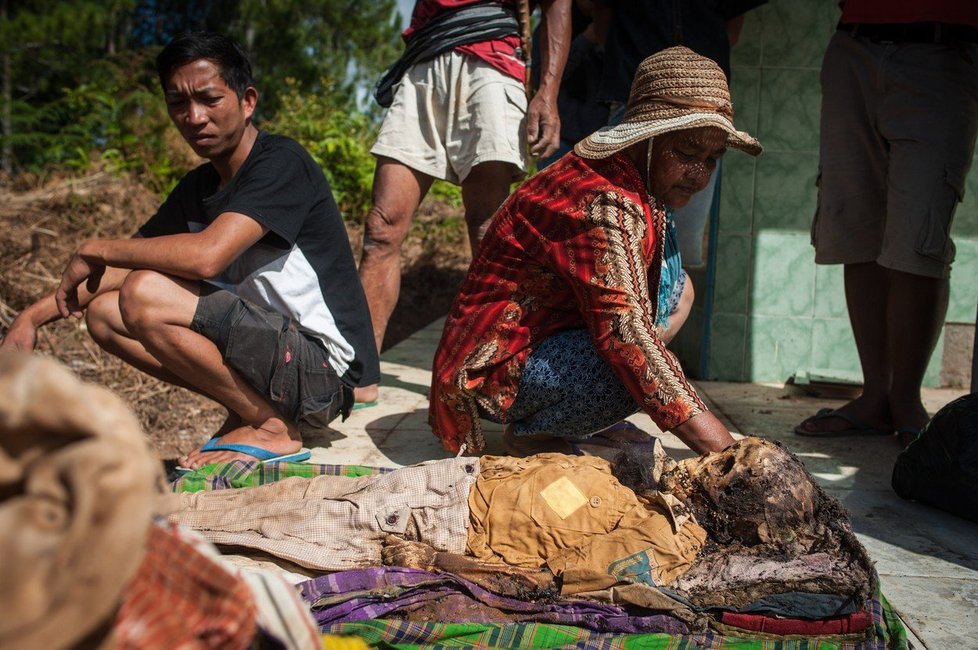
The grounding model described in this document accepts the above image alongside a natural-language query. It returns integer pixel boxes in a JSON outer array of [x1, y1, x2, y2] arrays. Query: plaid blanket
[[322, 591, 906, 649], [301, 566, 688, 634], [170, 462, 910, 650], [170, 460, 391, 493]]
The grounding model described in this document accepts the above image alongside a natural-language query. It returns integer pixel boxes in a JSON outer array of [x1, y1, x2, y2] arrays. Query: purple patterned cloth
[[298, 566, 688, 634]]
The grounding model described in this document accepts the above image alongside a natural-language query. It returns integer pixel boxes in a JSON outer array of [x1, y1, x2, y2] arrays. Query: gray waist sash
[[374, 2, 522, 108]]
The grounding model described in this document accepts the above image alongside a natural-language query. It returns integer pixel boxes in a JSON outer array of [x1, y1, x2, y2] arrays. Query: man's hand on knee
[[56, 246, 106, 319]]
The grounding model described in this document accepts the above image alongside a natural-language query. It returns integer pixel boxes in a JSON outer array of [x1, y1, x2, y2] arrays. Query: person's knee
[[362, 202, 412, 254], [461, 162, 512, 237], [85, 293, 120, 347], [117, 270, 169, 334]]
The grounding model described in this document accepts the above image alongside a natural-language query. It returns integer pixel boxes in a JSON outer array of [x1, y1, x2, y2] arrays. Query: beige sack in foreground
[[0, 351, 161, 650]]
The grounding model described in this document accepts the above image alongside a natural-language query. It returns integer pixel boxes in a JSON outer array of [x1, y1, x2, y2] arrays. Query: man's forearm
[[12, 292, 62, 331], [76, 213, 266, 281], [19, 262, 131, 327], [526, 0, 571, 157], [536, 0, 572, 101], [77, 237, 213, 280]]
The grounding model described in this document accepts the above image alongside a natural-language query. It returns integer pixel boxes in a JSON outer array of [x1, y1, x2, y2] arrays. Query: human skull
[[660, 437, 818, 550]]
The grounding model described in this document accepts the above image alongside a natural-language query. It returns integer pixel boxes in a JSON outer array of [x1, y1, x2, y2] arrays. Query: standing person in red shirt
[[796, 1, 978, 445], [429, 47, 761, 457], [357, 0, 571, 385]]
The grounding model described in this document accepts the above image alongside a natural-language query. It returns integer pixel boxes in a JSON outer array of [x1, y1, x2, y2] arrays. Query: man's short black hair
[[155, 31, 255, 98]]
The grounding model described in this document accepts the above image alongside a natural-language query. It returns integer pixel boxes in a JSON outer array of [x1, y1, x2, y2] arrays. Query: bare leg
[[88, 291, 245, 438], [841, 262, 894, 426], [797, 262, 892, 434], [358, 157, 434, 354], [88, 270, 302, 467], [353, 385, 378, 404], [460, 161, 515, 255], [797, 262, 947, 440], [87, 291, 200, 392], [886, 267, 948, 442]]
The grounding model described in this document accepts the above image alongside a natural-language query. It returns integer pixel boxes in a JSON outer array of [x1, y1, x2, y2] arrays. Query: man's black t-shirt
[[139, 131, 379, 387]]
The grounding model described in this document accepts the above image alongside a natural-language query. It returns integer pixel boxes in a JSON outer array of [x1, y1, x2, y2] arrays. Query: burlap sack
[[0, 351, 162, 650]]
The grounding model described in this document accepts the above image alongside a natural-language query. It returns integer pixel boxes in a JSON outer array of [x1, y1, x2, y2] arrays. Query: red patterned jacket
[[429, 151, 706, 453]]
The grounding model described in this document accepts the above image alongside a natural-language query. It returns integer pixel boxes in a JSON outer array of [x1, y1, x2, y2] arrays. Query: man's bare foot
[[178, 417, 302, 469], [794, 396, 892, 437], [889, 396, 930, 447], [354, 384, 378, 404]]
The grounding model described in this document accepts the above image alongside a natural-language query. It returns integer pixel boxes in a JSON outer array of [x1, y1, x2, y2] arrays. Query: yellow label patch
[[540, 476, 588, 519]]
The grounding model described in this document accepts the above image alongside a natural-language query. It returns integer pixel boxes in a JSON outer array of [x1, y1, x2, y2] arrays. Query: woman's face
[[645, 127, 727, 208]]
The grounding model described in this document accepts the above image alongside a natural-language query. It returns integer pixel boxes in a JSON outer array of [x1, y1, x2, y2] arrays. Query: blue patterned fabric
[[507, 329, 640, 437], [658, 213, 686, 329]]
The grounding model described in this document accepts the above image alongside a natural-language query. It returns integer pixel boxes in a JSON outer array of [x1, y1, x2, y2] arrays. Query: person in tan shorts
[[356, 0, 571, 383], [796, 3, 978, 445]]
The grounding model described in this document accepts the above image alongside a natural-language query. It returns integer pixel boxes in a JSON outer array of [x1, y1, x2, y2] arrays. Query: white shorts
[[371, 50, 528, 184]]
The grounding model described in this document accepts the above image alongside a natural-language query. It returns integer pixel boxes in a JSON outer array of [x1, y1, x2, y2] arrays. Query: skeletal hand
[[381, 534, 438, 570]]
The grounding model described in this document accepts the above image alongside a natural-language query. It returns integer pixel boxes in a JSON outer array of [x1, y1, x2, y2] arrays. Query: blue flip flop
[[198, 437, 312, 462], [175, 438, 311, 474], [352, 400, 379, 410]]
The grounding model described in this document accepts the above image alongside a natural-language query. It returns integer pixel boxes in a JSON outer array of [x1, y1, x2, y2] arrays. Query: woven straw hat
[[575, 46, 761, 158]]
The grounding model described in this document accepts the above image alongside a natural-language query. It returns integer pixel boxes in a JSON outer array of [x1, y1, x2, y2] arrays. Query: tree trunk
[[1, 0, 11, 174]]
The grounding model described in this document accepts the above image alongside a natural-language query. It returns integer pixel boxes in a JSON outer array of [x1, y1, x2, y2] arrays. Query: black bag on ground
[[892, 393, 978, 522]]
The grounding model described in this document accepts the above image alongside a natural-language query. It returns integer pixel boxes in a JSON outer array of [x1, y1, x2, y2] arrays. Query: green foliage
[[5, 44, 185, 192], [1, 0, 136, 96], [223, 0, 402, 119], [428, 180, 463, 208], [126, 0, 402, 118], [2, 0, 403, 186], [265, 78, 377, 219]]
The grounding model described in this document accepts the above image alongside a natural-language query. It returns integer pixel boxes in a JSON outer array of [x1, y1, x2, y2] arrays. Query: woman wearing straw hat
[[428, 46, 761, 456]]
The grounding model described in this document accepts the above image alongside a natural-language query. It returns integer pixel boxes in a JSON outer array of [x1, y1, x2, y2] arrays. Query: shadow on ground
[[382, 258, 467, 352]]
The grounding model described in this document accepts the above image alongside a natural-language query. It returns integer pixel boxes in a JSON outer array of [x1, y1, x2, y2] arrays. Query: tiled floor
[[322, 318, 978, 648]]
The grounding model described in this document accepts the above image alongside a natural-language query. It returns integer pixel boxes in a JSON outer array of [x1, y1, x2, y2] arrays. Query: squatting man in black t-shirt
[[0, 32, 380, 470]]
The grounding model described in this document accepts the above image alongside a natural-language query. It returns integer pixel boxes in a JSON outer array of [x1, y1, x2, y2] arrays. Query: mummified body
[[173, 435, 877, 616], [382, 437, 878, 612], [619, 437, 878, 609]]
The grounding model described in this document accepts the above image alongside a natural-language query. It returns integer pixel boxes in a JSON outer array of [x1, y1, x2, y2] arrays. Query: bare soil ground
[[0, 169, 470, 459]]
